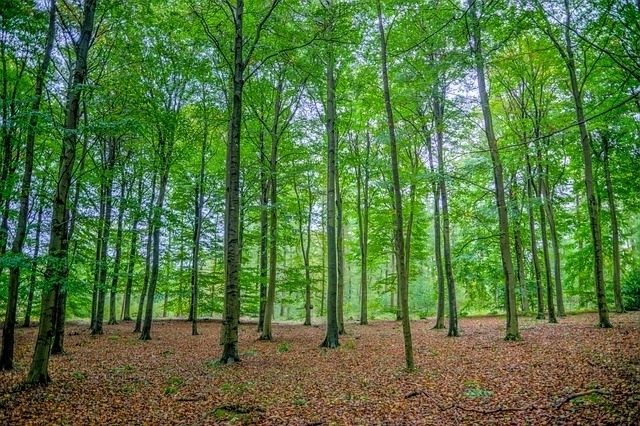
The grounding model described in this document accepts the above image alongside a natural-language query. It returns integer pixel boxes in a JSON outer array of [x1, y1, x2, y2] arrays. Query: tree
[[467, 0, 520, 340], [26, 0, 98, 385], [376, 0, 414, 368], [1, 0, 56, 371]]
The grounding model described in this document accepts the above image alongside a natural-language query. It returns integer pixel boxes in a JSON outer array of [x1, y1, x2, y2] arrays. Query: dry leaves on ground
[[1, 312, 639, 425]]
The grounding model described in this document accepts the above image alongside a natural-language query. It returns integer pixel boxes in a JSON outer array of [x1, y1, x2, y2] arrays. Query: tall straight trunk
[[377, 1, 414, 368], [426, 134, 445, 330], [540, 165, 565, 316], [93, 138, 117, 335], [191, 113, 207, 336], [353, 133, 370, 325], [258, 132, 268, 332], [140, 132, 172, 341], [23, 205, 45, 328], [90, 187, 106, 331], [510, 174, 530, 314], [544, 0, 611, 327], [122, 178, 143, 321], [468, 0, 519, 340], [294, 175, 313, 326], [321, 0, 339, 349], [526, 155, 545, 319], [434, 92, 458, 337], [109, 179, 127, 325], [52, 112, 87, 355], [0, 0, 56, 371], [134, 172, 157, 333], [336, 165, 346, 334], [26, 0, 97, 385], [537, 168, 557, 323], [602, 135, 623, 313], [260, 75, 284, 341]]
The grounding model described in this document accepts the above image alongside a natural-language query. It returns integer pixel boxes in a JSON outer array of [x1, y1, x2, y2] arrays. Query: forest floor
[[1, 312, 639, 425]]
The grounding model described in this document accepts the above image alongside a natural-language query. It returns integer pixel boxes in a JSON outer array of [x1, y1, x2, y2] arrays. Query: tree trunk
[[140, 131, 172, 340], [23, 205, 45, 328], [134, 172, 157, 333], [540, 164, 565, 317], [336, 164, 346, 335], [537, 167, 557, 324], [122, 178, 143, 321], [109, 179, 127, 325], [377, 0, 414, 368], [602, 134, 623, 313], [294, 173, 313, 326], [353, 133, 370, 326], [320, 0, 339, 349], [0, 0, 56, 370], [526, 155, 545, 319], [468, 0, 519, 340], [191, 112, 207, 336], [258, 132, 268, 332], [426, 133, 445, 330], [26, 0, 97, 384]]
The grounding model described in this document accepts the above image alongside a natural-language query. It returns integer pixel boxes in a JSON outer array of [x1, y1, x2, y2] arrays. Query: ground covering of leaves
[[1, 312, 639, 425]]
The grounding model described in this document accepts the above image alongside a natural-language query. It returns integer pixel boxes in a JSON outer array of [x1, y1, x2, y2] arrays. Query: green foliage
[[277, 342, 290, 353], [622, 268, 640, 311]]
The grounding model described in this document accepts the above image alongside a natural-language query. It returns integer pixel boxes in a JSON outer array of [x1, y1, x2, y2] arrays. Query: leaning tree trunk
[[377, 0, 414, 368], [26, 0, 97, 385], [468, 0, 519, 340], [0, 0, 56, 371]]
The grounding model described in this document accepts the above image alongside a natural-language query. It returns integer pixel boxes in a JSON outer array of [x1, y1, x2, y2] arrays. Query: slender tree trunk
[[26, 0, 97, 384], [377, 0, 413, 368], [321, 0, 339, 349], [540, 166, 565, 316], [134, 172, 157, 333], [191, 113, 207, 336], [353, 133, 370, 326], [23, 205, 44, 328], [122, 178, 142, 321], [602, 135, 623, 313], [545, 0, 611, 327], [427, 134, 445, 330], [140, 133, 172, 340], [0, 0, 56, 370], [526, 155, 545, 319], [294, 174, 313, 326], [537, 168, 557, 323], [109, 179, 127, 325], [258, 132, 268, 332], [336, 165, 346, 334], [468, 0, 519, 340], [510, 174, 530, 314]]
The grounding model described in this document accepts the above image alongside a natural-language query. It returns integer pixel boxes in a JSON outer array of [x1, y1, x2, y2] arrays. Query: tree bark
[[258, 132, 268, 332], [26, 0, 97, 384], [109, 178, 127, 325], [526, 155, 545, 319], [353, 133, 370, 326], [336, 164, 346, 335], [122, 178, 142, 321], [134, 172, 157, 332]]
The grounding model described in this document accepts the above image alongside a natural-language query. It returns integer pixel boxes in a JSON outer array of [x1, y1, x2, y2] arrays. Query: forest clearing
[[2, 312, 639, 425]]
